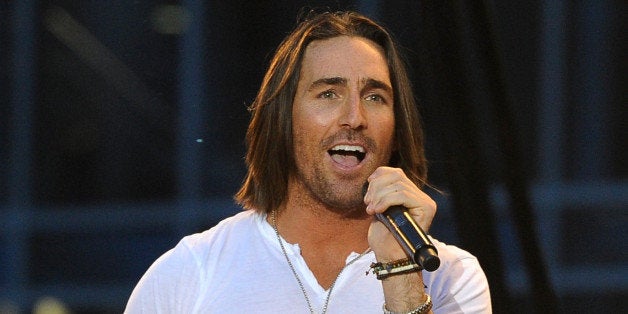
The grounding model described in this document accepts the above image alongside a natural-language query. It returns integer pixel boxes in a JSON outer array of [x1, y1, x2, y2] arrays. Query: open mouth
[[328, 144, 366, 167]]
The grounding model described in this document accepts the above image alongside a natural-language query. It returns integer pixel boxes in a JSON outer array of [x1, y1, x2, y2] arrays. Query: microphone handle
[[376, 206, 440, 272]]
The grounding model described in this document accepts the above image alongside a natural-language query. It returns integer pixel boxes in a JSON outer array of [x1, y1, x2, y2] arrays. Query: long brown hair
[[235, 11, 427, 213]]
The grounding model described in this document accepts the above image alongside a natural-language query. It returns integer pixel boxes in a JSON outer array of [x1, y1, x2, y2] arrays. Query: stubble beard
[[291, 129, 387, 219], [296, 166, 368, 219]]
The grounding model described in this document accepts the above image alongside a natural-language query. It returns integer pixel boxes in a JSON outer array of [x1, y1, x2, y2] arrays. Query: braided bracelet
[[383, 294, 432, 314], [369, 258, 421, 280]]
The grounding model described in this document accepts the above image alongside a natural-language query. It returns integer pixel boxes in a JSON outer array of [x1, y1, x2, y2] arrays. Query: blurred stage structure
[[1, 1, 626, 313]]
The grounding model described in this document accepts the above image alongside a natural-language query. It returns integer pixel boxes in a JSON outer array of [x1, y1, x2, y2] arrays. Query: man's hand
[[363, 166, 436, 313], [363, 166, 436, 260]]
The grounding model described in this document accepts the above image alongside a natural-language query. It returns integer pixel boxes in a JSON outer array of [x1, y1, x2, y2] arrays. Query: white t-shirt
[[125, 210, 491, 313]]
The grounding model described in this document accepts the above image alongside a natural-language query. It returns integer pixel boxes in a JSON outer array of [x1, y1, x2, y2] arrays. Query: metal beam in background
[[538, 0, 567, 182], [5, 0, 36, 309], [176, 0, 207, 236]]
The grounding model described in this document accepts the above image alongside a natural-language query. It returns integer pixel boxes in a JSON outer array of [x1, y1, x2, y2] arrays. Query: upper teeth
[[331, 145, 365, 153]]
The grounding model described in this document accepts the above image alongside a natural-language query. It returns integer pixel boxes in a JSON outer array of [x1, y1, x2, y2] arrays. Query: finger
[[365, 169, 423, 213], [364, 168, 437, 231]]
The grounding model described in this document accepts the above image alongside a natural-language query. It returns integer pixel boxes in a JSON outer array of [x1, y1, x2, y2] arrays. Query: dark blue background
[[1, 1, 626, 313]]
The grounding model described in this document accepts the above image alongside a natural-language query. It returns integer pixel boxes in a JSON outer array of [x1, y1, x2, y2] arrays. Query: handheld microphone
[[364, 183, 440, 272]]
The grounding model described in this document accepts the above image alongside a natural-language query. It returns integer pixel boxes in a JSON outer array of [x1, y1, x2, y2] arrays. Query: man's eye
[[319, 90, 337, 99], [365, 94, 385, 103]]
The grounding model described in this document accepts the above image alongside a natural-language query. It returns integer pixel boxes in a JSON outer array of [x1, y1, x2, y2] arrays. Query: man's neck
[[273, 201, 371, 252], [270, 201, 372, 289]]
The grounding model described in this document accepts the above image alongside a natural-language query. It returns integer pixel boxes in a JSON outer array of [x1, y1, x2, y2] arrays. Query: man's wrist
[[370, 257, 422, 280], [383, 294, 432, 314]]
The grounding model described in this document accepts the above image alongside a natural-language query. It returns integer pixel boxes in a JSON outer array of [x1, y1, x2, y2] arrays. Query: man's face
[[291, 35, 395, 212]]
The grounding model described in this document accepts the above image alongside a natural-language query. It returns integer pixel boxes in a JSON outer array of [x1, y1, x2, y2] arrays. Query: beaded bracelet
[[382, 294, 432, 314], [369, 258, 421, 280]]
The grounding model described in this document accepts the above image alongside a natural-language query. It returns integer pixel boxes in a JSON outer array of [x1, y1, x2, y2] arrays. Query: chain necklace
[[271, 210, 371, 314]]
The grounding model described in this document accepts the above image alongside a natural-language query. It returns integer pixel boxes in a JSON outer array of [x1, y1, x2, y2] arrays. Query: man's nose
[[340, 93, 367, 129]]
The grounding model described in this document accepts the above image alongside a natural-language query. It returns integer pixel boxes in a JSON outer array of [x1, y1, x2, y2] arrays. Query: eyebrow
[[308, 77, 392, 95], [309, 77, 347, 90], [362, 78, 393, 95]]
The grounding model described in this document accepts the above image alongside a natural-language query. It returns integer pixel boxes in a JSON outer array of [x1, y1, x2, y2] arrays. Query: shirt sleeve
[[427, 243, 492, 314], [124, 237, 205, 314]]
